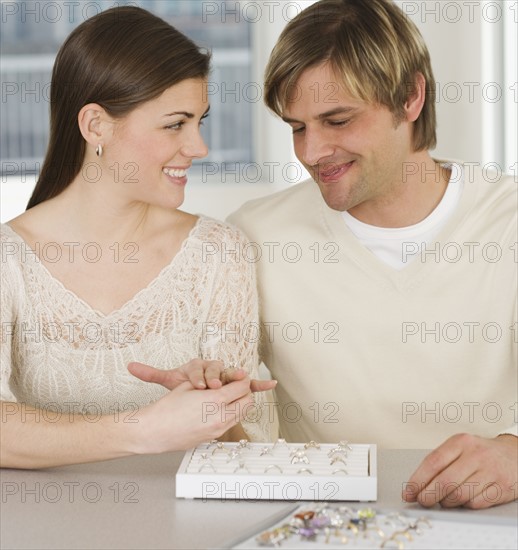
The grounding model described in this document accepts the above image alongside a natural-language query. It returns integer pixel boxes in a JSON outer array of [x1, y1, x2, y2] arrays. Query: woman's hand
[[131, 377, 256, 454], [127, 360, 277, 393], [127, 360, 276, 453]]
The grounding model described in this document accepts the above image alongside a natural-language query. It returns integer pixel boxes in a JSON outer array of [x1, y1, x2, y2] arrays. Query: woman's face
[[104, 78, 209, 210]]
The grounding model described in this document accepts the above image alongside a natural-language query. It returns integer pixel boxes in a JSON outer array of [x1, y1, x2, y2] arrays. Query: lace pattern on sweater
[[0, 217, 270, 442]]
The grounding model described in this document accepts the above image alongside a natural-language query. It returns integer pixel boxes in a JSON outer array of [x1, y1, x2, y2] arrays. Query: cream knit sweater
[[0, 216, 270, 442]]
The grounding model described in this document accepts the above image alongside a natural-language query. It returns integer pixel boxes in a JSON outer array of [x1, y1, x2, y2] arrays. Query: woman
[[0, 6, 274, 469]]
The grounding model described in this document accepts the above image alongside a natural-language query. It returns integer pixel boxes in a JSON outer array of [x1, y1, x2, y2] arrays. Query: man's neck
[[347, 153, 451, 228]]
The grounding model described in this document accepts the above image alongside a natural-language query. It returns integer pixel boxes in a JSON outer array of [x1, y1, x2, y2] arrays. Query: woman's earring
[[95, 144, 103, 157]]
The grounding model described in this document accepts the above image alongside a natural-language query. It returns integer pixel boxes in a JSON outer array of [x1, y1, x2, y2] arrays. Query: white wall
[[401, 0, 513, 168], [413, 2, 485, 162]]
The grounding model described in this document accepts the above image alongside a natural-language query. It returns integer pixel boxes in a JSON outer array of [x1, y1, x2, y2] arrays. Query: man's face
[[282, 62, 414, 215]]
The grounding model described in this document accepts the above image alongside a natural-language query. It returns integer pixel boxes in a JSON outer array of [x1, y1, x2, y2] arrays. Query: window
[[0, 0, 253, 176], [481, 0, 517, 173], [502, 0, 517, 175]]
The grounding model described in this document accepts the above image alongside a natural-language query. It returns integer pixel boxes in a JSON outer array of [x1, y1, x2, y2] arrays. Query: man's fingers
[[250, 379, 277, 393], [181, 359, 224, 389], [438, 474, 485, 508], [185, 364, 207, 389], [462, 482, 508, 510], [403, 434, 468, 505], [407, 435, 464, 492], [204, 362, 225, 389], [417, 466, 475, 508], [128, 360, 275, 399], [221, 367, 247, 385], [403, 434, 518, 509], [442, 478, 511, 509]]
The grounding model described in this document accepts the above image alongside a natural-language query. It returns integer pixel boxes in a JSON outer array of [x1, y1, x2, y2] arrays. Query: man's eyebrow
[[282, 106, 357, 123], [317, 106, 357, 119], [162, 105, 211, 118]]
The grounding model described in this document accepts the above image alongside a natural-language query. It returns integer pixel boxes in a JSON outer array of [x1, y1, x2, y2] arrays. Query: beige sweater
[[228, 163, 517, 448], [0, 216, 270, 442]]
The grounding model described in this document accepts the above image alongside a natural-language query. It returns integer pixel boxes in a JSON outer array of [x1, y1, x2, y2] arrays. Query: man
[[228, 0, 517, 508]]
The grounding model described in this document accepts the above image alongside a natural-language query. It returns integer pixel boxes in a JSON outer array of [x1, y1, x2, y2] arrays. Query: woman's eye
[[199, 113, 209, 127], [164, 121, 184, 131], [292, 126, 305, 134]]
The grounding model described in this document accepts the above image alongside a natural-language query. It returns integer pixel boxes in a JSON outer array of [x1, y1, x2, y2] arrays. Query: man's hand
[[127, 360, 277, 393], [402, 433, 518, 509]]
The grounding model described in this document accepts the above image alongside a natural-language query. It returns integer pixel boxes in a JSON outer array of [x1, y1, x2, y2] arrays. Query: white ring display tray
[[176, 441, 377, 501]]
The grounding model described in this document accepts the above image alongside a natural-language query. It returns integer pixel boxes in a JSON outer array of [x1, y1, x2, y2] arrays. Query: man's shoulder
[[465, 162, 516, 217], [438, 158, 516, 218], [227, 179, 317, 232]]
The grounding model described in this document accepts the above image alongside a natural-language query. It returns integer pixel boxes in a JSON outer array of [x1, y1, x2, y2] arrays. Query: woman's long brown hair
[[27, 6, 210, 209]]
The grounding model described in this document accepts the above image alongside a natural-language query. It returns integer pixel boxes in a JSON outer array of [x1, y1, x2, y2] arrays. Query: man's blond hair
[[264, 0, 437, 151]]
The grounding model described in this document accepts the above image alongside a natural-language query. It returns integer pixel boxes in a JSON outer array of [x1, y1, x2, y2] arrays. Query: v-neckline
[[315, 167, 476, 291], [3, 216, 204, 319]]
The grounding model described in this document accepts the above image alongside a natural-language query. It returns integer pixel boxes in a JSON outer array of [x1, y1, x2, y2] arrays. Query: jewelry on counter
[[259, 446, 273, 456], [391, 529, 413, 542], [328, 440, 352, 457], [177, 440, 376, 501], [226, 448, 243, 462], [381, 539, 404, 549], [290, 450, 310, 465], [233, 461, 250, 474], [211, 442, 229, 455], [254, 505, 433, 549], [197, 463, 216, 473], [264, 464, 283, 474], [197, 453, 212, 463], [272, 438, 289, 451]]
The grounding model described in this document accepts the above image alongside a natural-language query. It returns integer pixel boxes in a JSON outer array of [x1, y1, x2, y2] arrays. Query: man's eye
[[329, 119, 350, 127]]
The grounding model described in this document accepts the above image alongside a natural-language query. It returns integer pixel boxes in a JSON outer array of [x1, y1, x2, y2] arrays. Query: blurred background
[[1, 0, 516, 221]]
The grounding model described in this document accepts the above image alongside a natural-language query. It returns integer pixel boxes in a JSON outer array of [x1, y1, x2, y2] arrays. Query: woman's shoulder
[[1, 205, 47, 247], [1, 222, 24, 253], [184, 215, 256, 269], [1, 222, 15, 240], [193, 214, 254, 246], [1, 212, 44, 287], [0, 223, 28, 298]]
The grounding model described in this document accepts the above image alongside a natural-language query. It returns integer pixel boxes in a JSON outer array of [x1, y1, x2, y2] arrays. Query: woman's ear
[[77, 103, 112, 148], [404, 72, 426, 123]]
